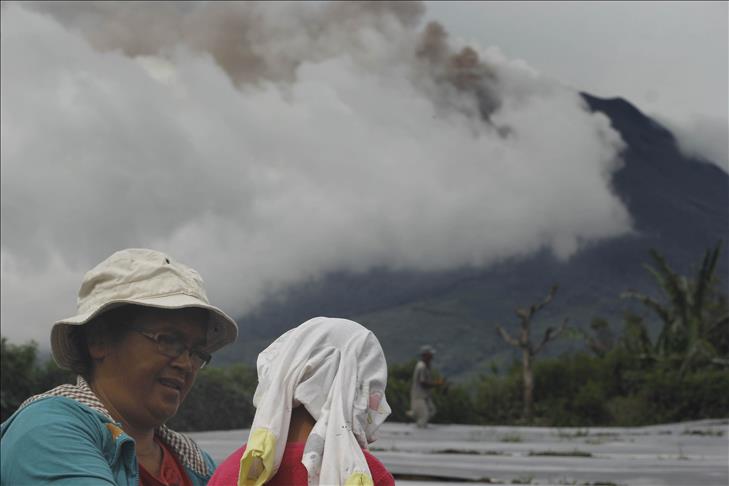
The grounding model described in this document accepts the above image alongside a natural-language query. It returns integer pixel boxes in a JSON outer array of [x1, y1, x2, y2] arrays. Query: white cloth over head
[[238, 317, 391, 486]]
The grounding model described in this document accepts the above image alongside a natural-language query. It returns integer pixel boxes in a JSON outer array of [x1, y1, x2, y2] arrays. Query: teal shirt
[[1, 396, 216, 485]]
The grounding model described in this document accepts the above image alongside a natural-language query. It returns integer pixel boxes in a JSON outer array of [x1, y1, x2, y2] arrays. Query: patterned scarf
[[18, 376, 210, 477]]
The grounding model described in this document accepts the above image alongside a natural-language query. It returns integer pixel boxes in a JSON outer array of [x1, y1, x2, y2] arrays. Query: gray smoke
[[22, 1, 425, 85], [1, 1, 631, 345]]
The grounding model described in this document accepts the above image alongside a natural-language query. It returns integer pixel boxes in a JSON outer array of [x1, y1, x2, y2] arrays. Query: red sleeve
[[364, 450, 395, 486], [209, 445, 394, 486], [208, 445, 246, 486]]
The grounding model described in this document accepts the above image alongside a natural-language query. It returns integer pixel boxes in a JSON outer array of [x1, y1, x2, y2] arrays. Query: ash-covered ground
[[189, 418, 728, 485]]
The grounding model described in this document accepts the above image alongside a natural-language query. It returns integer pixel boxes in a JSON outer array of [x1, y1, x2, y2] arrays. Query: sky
[[1, 1, 726, 347], [424, 1, 729, 168]]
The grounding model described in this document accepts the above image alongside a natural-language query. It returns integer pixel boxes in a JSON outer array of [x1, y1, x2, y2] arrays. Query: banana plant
[[621, 241, 728, 375]]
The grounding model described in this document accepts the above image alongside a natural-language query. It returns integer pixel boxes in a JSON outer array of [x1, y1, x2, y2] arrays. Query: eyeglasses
[[136, 330, 212, 370]]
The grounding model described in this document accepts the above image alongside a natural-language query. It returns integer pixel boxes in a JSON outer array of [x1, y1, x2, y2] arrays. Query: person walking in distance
[[408, 345, 443, 428]]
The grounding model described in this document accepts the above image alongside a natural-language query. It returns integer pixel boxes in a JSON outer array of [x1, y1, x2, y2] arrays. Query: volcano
[[218, 93, 729, 378]]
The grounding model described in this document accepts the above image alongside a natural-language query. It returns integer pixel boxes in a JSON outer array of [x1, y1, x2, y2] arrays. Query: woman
[[209, 316, 395, 486], [1, 248, 238, 485]]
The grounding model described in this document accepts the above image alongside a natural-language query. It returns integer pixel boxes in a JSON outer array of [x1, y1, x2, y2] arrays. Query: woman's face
[[91, 308, 208, 430]]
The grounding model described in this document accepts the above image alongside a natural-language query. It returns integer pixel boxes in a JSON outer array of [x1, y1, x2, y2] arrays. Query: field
[[189, 418, 728, 485]]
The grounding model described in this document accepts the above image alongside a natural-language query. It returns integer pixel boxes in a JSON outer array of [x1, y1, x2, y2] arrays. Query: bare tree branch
[[494, 284, 566, 424], [534, 318, 568, 355], [497, 325, 521, 348], [532, 284, 559, 315]]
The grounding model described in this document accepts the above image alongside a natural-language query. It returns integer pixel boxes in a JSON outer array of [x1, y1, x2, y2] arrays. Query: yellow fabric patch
[[238, 428, 277, 486], [344, 472, 374, 486], [105, 423, 123, 440]]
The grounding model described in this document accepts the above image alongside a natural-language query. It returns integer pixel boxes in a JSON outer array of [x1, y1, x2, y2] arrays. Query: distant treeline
[[2, 244, 728, 429], [2, 332, 728, 430]]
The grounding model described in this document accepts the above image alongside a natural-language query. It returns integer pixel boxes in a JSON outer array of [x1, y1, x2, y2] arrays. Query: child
[[209, 317, 394, 486]]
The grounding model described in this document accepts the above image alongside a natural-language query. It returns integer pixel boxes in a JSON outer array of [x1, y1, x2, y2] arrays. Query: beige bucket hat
[[51, 248, 238, 369]]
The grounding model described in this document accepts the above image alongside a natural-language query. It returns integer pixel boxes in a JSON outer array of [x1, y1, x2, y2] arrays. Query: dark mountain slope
[[217, 94, 729, 379]]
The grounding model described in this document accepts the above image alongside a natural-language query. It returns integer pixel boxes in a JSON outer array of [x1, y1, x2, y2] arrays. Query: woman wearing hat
[[1, 249, 238, 486]]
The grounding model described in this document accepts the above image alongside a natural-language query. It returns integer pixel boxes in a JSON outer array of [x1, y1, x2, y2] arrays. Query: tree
[[385, 360, 417, 422], [619, 312, 654, 364], [1, 337, 39, 421], [583, 318, 615, 358], [496, 284, 568, 422], [621, 241, 729, 374], [168, 363, 257, 432], [1, 337, 76, 421]]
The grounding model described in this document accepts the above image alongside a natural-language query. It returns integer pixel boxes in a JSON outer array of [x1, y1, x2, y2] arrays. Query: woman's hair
[[66, 304, 140, 382]]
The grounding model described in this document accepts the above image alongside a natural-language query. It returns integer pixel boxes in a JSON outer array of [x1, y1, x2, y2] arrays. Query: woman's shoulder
[[1, 396, 125, 485], [10, 378, 112, 420], [2, 394, 110, 445], [5, 394, 99, 426]]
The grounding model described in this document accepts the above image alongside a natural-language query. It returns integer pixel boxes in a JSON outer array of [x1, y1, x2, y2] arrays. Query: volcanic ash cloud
[[1, 1, 631, 343]]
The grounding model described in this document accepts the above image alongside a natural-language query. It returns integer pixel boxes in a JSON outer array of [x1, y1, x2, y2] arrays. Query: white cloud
[[424, 1, 728, 129], [655, 115, 729, 173], [1, 2, 631, 346]]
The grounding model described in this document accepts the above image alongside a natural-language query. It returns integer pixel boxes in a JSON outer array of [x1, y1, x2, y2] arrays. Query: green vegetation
[[681, 428, 724, 437], [496, 284, 568, 422], [556, 429, 591, 439], [2, 243, 727, 430], [1, 337, 75, 421], [434, 448, 506, 455], [621, 242, 729, 375], [511, 474, 534, 484], [0, 337, 257, 430], [499, 433, 524, 443], [528, 449, 593, 458], [167, 364, 257, 431], [555, 481, 619, 486]]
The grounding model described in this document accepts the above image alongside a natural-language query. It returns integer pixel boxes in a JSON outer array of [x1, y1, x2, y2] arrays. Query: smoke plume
[[1, 1, 631, 345]]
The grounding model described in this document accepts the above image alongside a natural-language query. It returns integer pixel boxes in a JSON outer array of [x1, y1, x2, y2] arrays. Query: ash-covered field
[[189, 418, 728, 485]]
